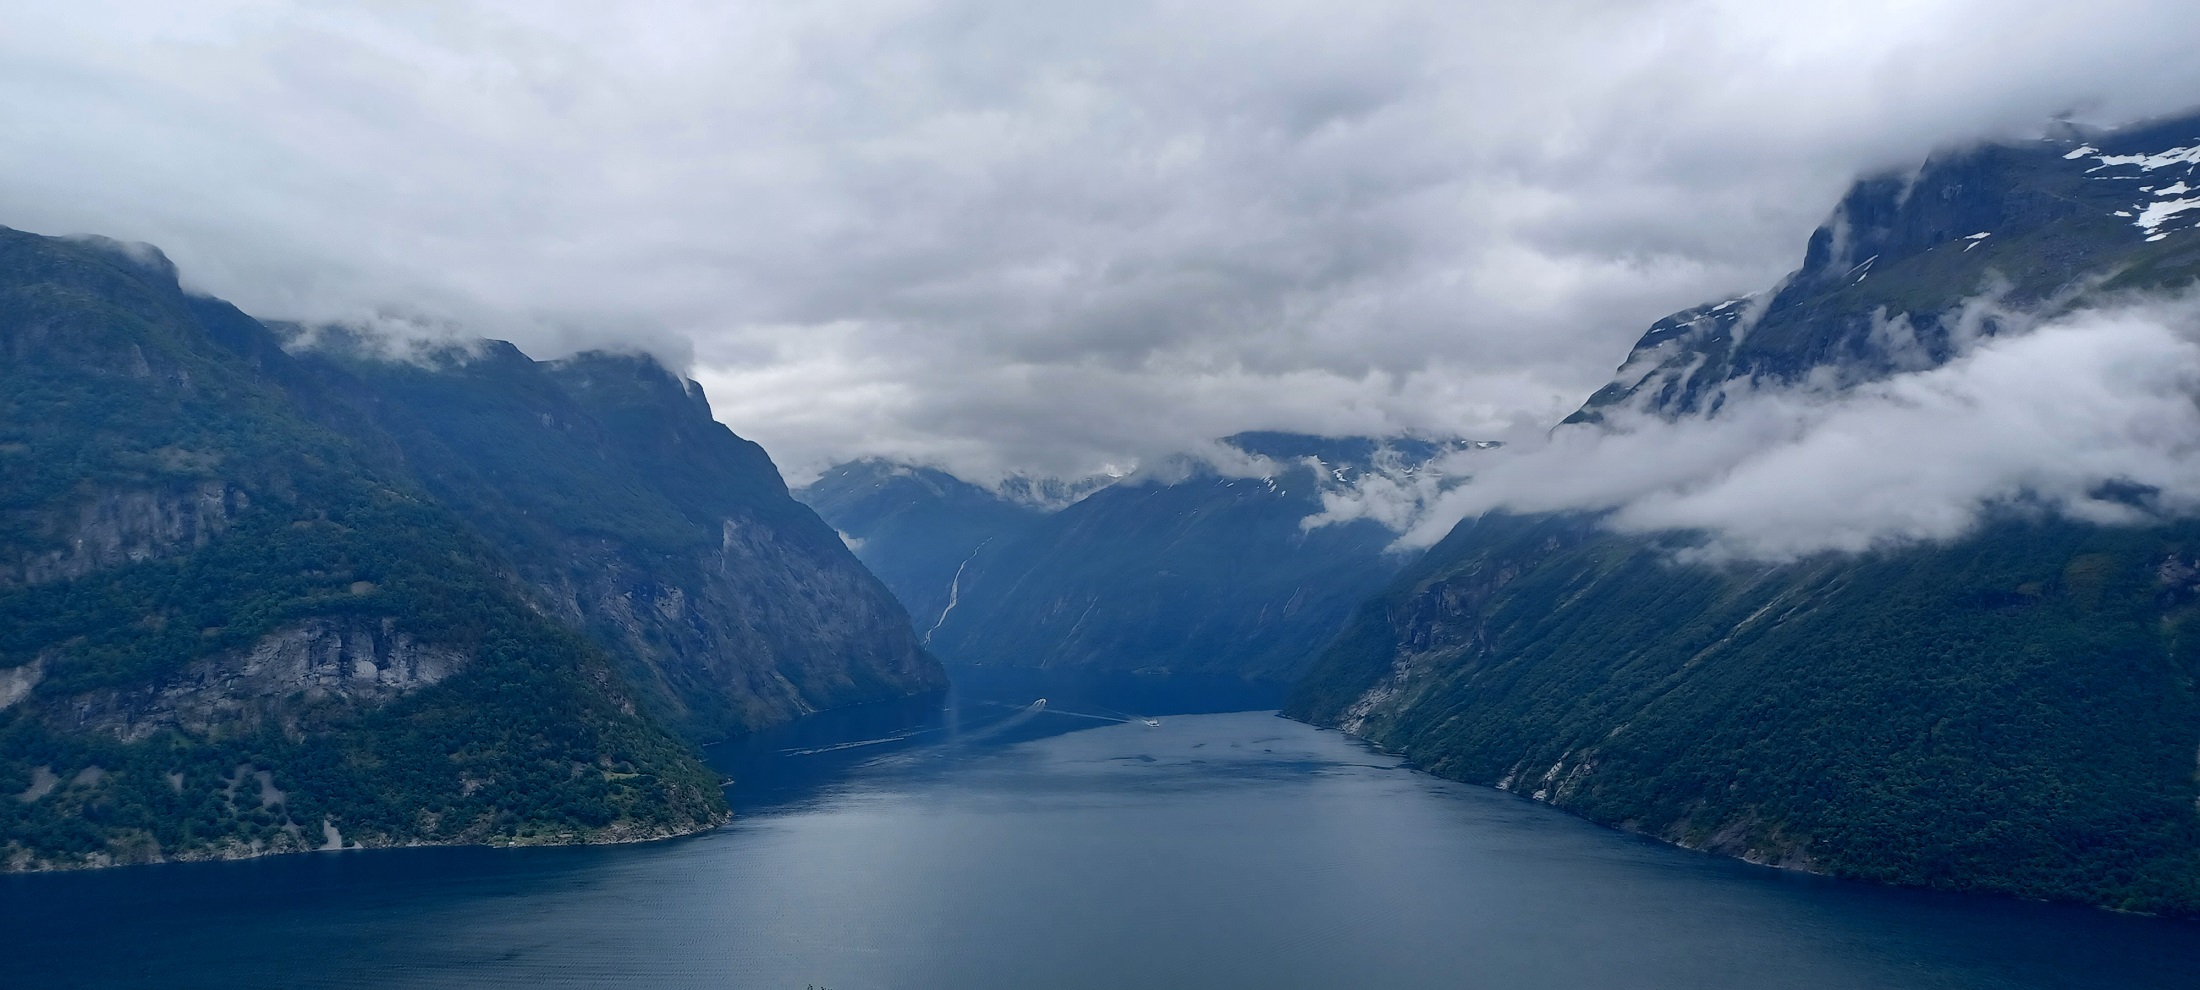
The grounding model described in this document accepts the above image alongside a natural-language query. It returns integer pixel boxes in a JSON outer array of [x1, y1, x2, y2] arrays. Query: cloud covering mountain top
[[1311, 293, 2200, 561], [7, 1, 2200, 483]]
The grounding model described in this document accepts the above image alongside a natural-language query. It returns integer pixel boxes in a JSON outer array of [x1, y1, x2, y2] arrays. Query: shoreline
[[1280, 712, 2196, 922], [1, 808, 734, 875]]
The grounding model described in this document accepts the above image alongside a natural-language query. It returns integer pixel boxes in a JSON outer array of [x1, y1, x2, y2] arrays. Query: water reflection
[[3, 667, 2195, 990], [709, 665, 1286, 813]]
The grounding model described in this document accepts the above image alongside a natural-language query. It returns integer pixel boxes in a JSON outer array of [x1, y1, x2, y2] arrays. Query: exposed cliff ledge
[[3, 481, 242, 588], [28, 617, 466, 743]]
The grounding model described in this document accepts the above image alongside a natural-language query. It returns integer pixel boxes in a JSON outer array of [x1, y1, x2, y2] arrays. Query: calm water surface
[[6, 667, 2197, 989]]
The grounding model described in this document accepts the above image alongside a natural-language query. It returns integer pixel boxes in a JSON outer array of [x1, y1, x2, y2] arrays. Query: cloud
[[5, 2, 2200, 481], [1305, 461, 1457, 535], [1325, 293, 2200, 561]]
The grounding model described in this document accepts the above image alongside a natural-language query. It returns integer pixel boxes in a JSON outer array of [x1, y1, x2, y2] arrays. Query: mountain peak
[[1569, 106, 2200, 427], [59, 232, 180, 289]]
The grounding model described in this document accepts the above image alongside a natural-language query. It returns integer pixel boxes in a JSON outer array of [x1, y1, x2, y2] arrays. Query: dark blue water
[[6, 667, 2197, 989]]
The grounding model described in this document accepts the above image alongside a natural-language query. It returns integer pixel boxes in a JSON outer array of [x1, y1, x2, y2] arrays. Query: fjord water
[[6, 669, 2196, 990]]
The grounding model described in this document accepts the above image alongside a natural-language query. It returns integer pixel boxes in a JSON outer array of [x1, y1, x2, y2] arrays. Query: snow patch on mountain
[[2087, 143, 2200, 172], [2075, 138, 2200, 238], [2135, 196, 2200, 234]]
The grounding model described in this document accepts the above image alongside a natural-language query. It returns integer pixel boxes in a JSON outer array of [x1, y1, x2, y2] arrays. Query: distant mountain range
[[796, 460, 1050, 632], [0, 228, 942, 870], [1289, 109, 2200, 915], [800, 432, 1489, 680]]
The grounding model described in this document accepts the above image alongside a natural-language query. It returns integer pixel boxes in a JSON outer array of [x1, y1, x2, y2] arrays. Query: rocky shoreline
[[2, 808, 734, 874]]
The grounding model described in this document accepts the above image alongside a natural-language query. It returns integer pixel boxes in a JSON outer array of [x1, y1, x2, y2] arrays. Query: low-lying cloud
[[7, 2, 2200, 483], [1313, 293, 2200, 561]]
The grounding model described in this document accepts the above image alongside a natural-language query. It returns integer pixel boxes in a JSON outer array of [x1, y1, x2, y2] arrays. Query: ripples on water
[[6, 666, 2196, 989]]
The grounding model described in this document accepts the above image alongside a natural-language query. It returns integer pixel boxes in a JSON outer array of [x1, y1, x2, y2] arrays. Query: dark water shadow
[[707, 665, 1286, 814]]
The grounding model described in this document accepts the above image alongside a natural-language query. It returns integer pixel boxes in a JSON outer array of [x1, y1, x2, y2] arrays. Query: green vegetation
[[0, 228, 725, 869], [1291, 514, 2200, 914], [1291, 114, 2200, 916], [0, 617, 725, 865], [287, 338, 942, 740]]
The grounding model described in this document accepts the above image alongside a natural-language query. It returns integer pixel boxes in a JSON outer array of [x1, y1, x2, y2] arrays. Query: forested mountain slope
[[0, 226, 939, 870], [1289, 111, 2200, 914], [295, 341, 945, 741]]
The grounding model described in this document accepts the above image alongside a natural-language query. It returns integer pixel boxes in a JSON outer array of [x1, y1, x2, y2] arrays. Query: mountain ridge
[[0, 226, 941, 871], [804, 432, 1488, 680], [1288, 109, 2200, 915]]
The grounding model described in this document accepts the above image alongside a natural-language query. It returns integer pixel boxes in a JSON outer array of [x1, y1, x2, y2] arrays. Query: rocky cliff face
[[1572, 112, 2200, 424], [0, 225, 933, 871], [29, 617, 466, 743], [295, 342, 946, 740], [4, 481, 242, 588], [1290, 111, 2200, 915]]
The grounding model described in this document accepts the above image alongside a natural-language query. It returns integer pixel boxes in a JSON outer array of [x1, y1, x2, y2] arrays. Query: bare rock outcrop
[[47, 617, 465, 742]]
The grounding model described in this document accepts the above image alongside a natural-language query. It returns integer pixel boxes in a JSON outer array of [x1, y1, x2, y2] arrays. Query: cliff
[[295, 341, 947, 740], [0, 225, 938, 870]]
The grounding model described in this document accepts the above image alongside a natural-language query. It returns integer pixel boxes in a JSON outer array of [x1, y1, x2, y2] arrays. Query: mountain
[[0, 226, 940, 871], [1570, 112, 2200, 425], [796, 459, 1047, 629], [1288, 112, 2200, 914], [291, 340, 946, 741], [901, 432, 1481, 680]]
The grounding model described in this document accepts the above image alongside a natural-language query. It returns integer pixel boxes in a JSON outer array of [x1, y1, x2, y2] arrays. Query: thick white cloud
[[1317, 294, 2200, 561], [4, 1, 2200, 482]]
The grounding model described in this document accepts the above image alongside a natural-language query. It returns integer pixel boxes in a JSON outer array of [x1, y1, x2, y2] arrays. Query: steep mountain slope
[[0, 228, 724, 869], [1289, 112, 2200, 914], [293, 342, 946, 741], [1571, 112, 2200, 425], [919, 433, 1477, 680], [0, 225, 946, 870], [796, 460, 1046, 630]]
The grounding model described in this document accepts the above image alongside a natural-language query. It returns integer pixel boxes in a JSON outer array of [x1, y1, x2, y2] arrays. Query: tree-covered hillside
[[1290, 111, 2200, 915], [0, 228, 728, 868], [1291, 512, 2200, 913], [292, 339, 945, 741], [0, 225, 951, 870]]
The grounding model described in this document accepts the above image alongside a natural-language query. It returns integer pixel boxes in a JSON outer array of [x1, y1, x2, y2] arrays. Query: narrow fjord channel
[[7, 668, 2196, 990]]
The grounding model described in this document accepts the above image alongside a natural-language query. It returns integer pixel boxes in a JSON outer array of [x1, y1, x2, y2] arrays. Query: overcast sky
[[6, 1, 2200, 483]]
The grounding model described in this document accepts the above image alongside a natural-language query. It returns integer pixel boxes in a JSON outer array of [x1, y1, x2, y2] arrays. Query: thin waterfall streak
[[925, 540, 990, 644]]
